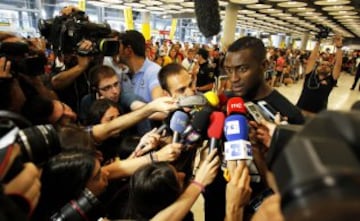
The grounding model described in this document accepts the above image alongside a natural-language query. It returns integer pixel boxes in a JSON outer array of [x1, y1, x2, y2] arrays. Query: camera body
[[0, 41, 47, 76], [315, 24, 331, 40], [38, 10, 119, 56]]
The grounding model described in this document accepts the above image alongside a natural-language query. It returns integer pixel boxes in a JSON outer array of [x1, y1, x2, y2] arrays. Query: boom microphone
[[194, 0, 221, 38], [207, 111, 225, 152], [170, 111, 189, 143]]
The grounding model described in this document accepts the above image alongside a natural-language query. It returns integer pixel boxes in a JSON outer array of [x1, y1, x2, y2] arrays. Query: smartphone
[[257, 101, 277, 122], [244, 102, 264, 124]]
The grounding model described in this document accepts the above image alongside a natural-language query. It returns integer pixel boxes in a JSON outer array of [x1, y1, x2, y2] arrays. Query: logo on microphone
[[225, 120, 240, 135], [176, 118, 187, 128], [231, 103, 244, 110]]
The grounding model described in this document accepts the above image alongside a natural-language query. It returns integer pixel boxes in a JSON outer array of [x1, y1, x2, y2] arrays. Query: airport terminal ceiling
[[0, 0, 359, 40]]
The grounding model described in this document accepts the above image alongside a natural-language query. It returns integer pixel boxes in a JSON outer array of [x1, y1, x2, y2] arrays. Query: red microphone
[[207, 111, 225, 152], [218, 93, 228, 107], [226, 97, 247, 116]]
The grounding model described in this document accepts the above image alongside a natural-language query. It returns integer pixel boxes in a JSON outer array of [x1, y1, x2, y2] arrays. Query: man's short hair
[[119, 30, 146, 58], [158, 63, 186, 93], [197, 48, 209, 60], [89, 65, 117, 89], [227, 36, 266, 62]]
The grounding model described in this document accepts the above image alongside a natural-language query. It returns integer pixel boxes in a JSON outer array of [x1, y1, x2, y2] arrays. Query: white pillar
[[222, 3, 238, 49]]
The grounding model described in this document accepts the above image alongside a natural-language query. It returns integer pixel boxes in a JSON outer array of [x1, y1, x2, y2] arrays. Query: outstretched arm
[[332, 35, 343, 80], [304, 41, 321, 75], [92, 96, 178, 142]]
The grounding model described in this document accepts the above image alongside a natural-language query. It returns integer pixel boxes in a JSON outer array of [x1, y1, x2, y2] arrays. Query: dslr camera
[[0, 41, 47, 76], [38, 10, 119, 56], [315, 24, 331, 40], [0, 112, 61, 183]]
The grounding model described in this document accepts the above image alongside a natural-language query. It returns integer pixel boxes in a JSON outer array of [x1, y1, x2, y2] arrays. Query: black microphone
[[194, 0, 221, 38]]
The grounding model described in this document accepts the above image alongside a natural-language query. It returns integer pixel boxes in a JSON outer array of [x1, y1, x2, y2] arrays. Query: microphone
[[224, 114, 261, 182], [207, 111, 225, 152], [170, 111, 189, 143], [218, 93, 228, 107], [226, 97, 247, 116], [194, 0, 221, 38], [178, 94, 208, 108], [203, 91, 220, 108], [181, 107, 212, 145]]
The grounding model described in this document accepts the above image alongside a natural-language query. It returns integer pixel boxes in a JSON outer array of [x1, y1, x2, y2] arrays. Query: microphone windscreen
[[194, 0, 221, 38], [227, 97, 247, 116], [192, 108, 212, 136], [178, 94, 208, 107], [204, 91, 220, 107], [224, 114, 248, 141], [170, 111, 189, 133], [207, 111, 225, 139]]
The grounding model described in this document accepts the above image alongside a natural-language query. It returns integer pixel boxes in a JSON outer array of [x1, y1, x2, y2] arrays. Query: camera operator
[[47, 6, 110, 115], [51, 39, 98, 115], [296, 34, 343, 117], [0, 32, 57, 113]]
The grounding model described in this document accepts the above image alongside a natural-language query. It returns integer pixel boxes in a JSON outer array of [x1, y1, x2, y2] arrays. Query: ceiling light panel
[[230, 0, 258, 4], [246, 4, 272, 9], [277, 1, 307, 8], [314, 0, 350, 6], [322, 5, 354, 11]]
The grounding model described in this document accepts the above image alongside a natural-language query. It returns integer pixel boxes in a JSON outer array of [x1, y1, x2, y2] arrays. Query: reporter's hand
[[251, 194, 284, 221], [77, 40, 92, 69], [226, 160, 252, 207], [155, 143, 182, 162], [4, 163, 41, 213], [194, 149, 220, 187], [0, 57, 11, 78], [134, 128, 161, 156]]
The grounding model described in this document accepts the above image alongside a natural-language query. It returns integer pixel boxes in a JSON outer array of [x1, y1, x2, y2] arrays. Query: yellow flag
[[142, 23, 151, 41], [124, 7, 134, 30], [78, 0, 86, 11], [169, 19, 177, 40]]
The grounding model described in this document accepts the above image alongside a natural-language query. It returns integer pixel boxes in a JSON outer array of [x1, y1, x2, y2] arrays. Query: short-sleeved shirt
[[296, 72, 337, 113], [121, 59, 161, 103], [196, 61, 215, 88]]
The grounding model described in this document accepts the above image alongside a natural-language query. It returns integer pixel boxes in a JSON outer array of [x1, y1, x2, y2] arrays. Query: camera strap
[[307, 63, 320, 90]]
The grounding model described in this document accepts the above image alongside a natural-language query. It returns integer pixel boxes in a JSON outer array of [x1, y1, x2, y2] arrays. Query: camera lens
[[50, 188, 100, 221], [17, 124, 61, 165]]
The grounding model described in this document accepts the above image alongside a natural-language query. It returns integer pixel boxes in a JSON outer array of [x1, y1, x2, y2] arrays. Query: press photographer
[[39, 6, 119, 114], [0, 32, 58, 114], [268, 110, 360, 221], [0, 111, 61, 220]]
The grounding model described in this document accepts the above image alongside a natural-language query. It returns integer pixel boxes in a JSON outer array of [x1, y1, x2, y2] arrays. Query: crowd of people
[[0, 5, 359, 221]]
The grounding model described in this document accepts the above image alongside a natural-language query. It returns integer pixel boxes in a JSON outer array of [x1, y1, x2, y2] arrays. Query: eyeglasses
[[99, 81, 119, 92]]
